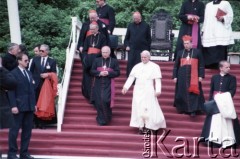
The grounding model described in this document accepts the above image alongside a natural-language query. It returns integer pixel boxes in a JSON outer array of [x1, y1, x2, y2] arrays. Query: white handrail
[[57, 17, 82, 132]]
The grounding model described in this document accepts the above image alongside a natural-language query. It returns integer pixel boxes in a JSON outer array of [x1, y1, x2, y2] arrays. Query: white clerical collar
[[220, 73, 226, 76]]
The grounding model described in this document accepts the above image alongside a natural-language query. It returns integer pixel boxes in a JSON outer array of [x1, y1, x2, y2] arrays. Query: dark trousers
[[126, 49, 142, 77], [8, 111, 34, 156]]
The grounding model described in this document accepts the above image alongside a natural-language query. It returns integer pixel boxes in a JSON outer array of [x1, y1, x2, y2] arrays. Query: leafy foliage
[[0, 0, 240, 69]]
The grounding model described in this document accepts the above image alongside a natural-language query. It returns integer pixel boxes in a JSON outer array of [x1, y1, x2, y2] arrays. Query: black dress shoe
[[7, 154, 19, 159], [20, 154, 34, 159]]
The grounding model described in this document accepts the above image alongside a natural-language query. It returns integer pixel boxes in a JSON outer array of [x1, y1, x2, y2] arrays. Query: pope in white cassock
[[122, 50, 166, 133]]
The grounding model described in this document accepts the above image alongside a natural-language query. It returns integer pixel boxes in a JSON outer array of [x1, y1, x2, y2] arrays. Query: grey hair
[[8, 43, 18, 52], [141, 50, 151, 57], [101, 46, 111, 53], [41, 44, 50, 53]]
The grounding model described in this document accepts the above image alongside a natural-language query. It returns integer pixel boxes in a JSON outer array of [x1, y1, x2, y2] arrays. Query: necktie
[[23, 70, 29, 82], [41, 58, 45, 71]]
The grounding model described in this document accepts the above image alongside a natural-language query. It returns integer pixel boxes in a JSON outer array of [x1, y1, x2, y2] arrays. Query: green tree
[[0, 0, 239, 67]]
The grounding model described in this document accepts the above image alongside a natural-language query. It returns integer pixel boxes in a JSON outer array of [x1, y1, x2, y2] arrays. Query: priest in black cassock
[[173, 35, 205, 116], [2, 43, 20, 71], [90, 46, 120, 125], [77, 10, 109, 57], [124, 11, 151, 77], [81, 21, 107, 101], [96, 0, 115, 34], [174, 0, 205, 61], [201, 60, 240, 148]]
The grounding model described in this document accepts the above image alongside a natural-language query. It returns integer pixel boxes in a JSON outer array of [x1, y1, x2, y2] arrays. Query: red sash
[[99, 18, 110, 25], [88, 47, 101, 54], [181, 58, 200, 95], [186, 14, 199, 48], [97, 67, 115, 108], [86, 30, 92, 37]]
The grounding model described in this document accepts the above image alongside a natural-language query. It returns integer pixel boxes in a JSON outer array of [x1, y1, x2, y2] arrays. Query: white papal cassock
[[123, 61, 166, 130]]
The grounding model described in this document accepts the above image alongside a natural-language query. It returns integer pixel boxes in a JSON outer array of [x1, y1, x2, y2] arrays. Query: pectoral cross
[[186, 54, 190, 61], [103, 64, 107, 70]]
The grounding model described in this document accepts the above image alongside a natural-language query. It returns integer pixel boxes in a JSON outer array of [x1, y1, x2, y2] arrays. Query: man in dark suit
[[29, 44, 57, 100], [29, 44, 57, 128], [7, 53, 36, 159], [2, 43, 20, 71]]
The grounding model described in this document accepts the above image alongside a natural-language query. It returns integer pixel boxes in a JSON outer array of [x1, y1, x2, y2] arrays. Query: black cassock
[[90, 57, 120, 125], [77, 20, 109, 52], [201, 74, 240, 147], [0, 67, 17, 129], [174, 0, 205, 60], [96, 4, 115, 34], [173, 48, 205, 114], [81, 33, 107, 100], [124, 21, 151, 76]]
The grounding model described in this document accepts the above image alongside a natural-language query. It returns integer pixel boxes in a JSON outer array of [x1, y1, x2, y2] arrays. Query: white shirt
[[19, 66, 29, 81], [41, 56, 48, 67]]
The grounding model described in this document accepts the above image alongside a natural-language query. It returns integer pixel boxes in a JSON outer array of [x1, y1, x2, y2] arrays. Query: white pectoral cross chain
[[186, 54, 190, 60]]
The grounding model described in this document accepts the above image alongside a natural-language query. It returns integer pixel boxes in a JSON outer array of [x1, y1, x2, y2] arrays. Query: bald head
[[89, 12, 98, 22], [101, 46, 111, 59], [133, 12, 142, 24]]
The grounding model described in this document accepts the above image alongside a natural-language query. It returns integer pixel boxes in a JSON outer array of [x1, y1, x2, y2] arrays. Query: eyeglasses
[[24, 60, 29, 63], [40, 50, 45, 52]]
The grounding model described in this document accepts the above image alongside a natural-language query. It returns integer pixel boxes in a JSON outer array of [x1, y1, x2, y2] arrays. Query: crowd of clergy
[[0, 1, 240, 159], [76, 0, 240, 148]]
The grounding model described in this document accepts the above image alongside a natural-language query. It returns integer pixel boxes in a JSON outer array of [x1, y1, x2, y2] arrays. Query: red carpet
[[0, 59, 240, 158]]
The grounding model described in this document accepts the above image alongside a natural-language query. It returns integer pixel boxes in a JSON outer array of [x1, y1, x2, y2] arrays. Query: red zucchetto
[[182, 35, 192, 42]]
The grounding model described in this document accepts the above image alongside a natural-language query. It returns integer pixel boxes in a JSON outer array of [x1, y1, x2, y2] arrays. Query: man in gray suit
[[7, 53, 36, 159]]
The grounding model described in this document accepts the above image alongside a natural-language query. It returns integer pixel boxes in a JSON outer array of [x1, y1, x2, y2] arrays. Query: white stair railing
[[57, 17, 82, 132]]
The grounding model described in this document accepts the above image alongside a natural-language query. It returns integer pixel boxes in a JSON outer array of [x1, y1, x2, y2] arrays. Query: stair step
[[1, 59, 240, 158]]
